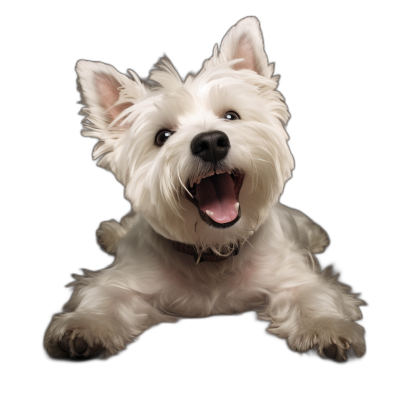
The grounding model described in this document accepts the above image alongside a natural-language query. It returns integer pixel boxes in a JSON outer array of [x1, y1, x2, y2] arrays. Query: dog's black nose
[[191, 131, 230, 163]]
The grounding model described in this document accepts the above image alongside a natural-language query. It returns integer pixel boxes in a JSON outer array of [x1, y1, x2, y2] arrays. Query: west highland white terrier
[[44, 17, 366, 361]]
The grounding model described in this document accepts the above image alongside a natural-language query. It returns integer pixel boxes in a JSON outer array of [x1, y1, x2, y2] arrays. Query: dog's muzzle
[[186, 131, 244, 229]]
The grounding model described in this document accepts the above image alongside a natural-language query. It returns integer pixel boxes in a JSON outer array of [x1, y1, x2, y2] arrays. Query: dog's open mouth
[[185, 171, 245, 228]]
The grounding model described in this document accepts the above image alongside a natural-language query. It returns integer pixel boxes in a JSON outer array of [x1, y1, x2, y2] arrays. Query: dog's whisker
[[254, 158, 271, 164], [178, 171, 193, 199]]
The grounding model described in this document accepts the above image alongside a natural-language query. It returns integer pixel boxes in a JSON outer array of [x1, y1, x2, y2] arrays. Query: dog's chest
[[153, 260, 265, 317]]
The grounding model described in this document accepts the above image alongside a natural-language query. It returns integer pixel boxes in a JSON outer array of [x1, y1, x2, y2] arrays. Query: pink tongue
[[196, 173, 238, 224]]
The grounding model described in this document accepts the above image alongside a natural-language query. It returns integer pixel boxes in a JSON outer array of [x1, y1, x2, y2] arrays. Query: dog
[[44, 16, 366, 361]]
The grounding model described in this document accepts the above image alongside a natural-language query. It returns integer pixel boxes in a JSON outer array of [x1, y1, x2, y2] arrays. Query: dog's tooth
[[234, 202, 239, 213], [206, 210, 213, 217]]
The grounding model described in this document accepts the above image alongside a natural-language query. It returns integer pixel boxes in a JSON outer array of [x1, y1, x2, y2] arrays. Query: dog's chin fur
[[44, 17, 366, 362]]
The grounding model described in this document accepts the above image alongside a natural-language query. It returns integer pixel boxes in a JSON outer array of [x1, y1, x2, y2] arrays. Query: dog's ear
[[205, 17, 274, 78], [75, 60, 146, 170], [76, 60, 145, 130]]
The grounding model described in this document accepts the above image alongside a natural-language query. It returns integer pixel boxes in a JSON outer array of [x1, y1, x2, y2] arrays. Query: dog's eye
[[155, 130, 175, 146], [224, 111, 240, 121]]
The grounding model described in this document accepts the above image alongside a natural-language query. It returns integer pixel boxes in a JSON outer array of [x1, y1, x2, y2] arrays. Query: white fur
[[44, 17, 365, 361]]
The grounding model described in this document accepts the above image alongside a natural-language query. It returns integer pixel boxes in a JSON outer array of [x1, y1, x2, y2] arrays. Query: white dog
[[44, 17, 365, 361]]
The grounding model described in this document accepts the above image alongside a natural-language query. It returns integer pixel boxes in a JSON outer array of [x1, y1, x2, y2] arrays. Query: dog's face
[[76, 17, 294, 250]]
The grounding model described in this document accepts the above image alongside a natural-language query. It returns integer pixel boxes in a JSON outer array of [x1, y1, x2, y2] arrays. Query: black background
[[21, 2, 390, 397]]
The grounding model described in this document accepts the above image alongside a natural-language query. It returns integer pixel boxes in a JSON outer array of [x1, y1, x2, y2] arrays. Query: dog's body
[[44, 17, 365, 361]]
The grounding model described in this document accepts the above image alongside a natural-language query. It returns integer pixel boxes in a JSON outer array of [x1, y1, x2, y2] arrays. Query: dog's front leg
[[44, 267, 175, 359], [256, 250, 366, 361]]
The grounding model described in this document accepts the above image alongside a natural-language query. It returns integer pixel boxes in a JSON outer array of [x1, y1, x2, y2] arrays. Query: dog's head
[[76, 17, 294, 251]]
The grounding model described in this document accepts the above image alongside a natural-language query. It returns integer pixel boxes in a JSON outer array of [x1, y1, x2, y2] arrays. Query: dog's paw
[[45, 330, 105, 360], [308, 224, 330, 254], [52, 330, 104, 359], [320, 338, 351, 361], [96, 220, 125, 255], [44, 313, 122, 359], [285, 318, 365, 362]]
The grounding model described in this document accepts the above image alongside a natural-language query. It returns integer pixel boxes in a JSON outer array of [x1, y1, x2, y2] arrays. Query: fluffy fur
[[44, 17, 365, 361]]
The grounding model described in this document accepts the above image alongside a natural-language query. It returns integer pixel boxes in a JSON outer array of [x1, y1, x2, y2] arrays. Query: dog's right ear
[[76, 60, 146, 165], [76, 60, 146, 178]]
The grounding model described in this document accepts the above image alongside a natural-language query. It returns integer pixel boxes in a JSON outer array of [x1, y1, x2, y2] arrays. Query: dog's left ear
[[205, 16, 274, 78]]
